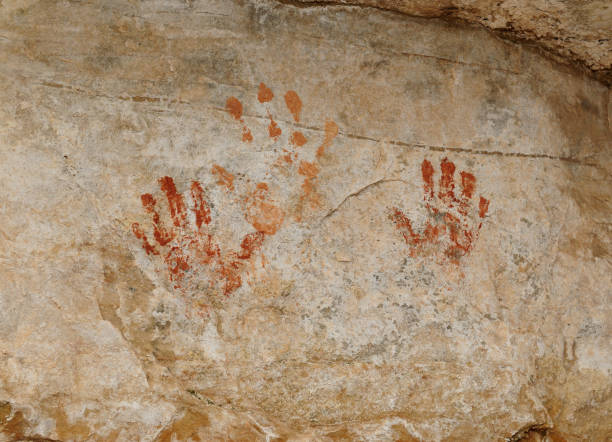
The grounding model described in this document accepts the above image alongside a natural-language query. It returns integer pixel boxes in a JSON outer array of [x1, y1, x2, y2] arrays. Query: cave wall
[[0, 0, 610, 440]]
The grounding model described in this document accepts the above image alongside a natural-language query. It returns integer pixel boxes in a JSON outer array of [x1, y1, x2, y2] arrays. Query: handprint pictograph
[[390, 158, 490, 263], [132, 82, 339, 308], [226, 83, 339, 219], [132, 82, 493, 313], [131, 172, 282, 302]]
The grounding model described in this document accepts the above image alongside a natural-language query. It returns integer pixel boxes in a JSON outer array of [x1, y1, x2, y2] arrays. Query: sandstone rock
[[0, 0, 610, 440], [290, 0, 612, 85]]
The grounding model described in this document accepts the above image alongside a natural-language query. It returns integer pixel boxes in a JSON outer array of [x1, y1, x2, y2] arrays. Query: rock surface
[[0, 0, 611, 440], [290, 0, 612, 86]]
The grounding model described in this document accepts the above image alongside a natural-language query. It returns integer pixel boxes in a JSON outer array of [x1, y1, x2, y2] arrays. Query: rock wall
[[0, 0, 610, 440], [289, 0, 612, 86]]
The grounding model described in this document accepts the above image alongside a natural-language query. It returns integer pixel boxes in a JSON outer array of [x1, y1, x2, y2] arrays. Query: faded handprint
[[390, 158, 490, 263], [226, 83, 339, 219], [131, 173, 281, 301]]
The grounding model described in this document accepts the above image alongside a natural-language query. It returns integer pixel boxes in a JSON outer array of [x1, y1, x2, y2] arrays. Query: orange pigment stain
[[298, 161, 319, 179], [245, 183, 285, 235], [242, 127, 253, 142], [290, 131, 307, 147], [211, 164, 235, 191], [258, 82, 274, 103], [226, 97, 243, 120], [226, 96, 253, 143], [297, 161, 321, 210], [268, 117, 282, 139], [316, 120, 339, 157], [284, 90, 302, 122]]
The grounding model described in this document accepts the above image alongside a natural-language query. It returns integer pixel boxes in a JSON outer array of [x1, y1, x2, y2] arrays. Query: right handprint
[[390, 158, 490, 264]]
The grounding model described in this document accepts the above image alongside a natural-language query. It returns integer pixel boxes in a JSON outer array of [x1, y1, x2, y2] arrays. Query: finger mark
[[141, 193, 173, 245], [258, 82, 274, 103], [439, 157, 456, 201], [131, 223, 159, 255], [421, 160, 434, 200], [479, 196, 490, 218], [159, 176, 187, 227], [460, 171, 476, 199], [284, 90, 302, 122], [316, 120, 339, 158], [226, 96, 243, 120]]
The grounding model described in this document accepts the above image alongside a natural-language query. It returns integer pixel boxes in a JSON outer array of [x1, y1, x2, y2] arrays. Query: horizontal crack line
[[39, 81, 191, 105], [241, 111, 594, 166], [38, 80, 593, 166], [343, 132, 593, 165]]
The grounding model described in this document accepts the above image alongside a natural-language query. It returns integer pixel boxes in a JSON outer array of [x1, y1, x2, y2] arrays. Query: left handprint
[[131, 176, 269, 298]]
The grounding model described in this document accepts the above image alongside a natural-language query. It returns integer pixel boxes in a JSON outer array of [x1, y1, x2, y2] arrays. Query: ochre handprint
[[132, 83, 493, 315], [390, 158, 490, 263], [132, 82, 340, 314], [226, 83, 339, 220], [131, 171, 282, 301]]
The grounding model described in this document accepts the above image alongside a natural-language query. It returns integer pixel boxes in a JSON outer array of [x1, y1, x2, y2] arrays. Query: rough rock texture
[[290, 0, 612, 86], [0, 0, 611, 440]]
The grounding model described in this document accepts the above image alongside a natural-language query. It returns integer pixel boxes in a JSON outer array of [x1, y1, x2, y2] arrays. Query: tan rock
[[0, 0, 610, 440]]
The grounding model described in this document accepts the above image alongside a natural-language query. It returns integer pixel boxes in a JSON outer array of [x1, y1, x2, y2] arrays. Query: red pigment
[[131, 223, 158, 255], [460, 172, 476, 199], [140, 192, 173, 246], [159, 176, 187, 227], [238, 231, 265, 259], [165, 246, 191, 283], [479, 197, 490, 218], [439, 158, 456, 201], [190, 181, 211, 230], [421, 160, 434, 200]]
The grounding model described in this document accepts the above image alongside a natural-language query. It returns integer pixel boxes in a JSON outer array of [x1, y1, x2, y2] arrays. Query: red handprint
[[131, 173, 280, 300], [390, 158, 490, 263]]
